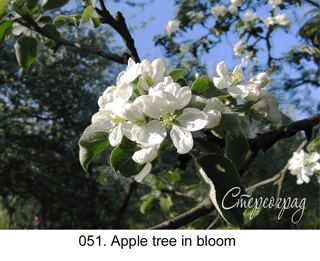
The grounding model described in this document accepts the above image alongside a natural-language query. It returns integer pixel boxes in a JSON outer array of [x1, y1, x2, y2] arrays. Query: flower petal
[[132, 146, 158, 164], [176, 86, 192, 109], [117, 81, 133, 101], [216, 61, 229, 78], [121, 122, 136, 141], [170, 125, 193, 154], [227, 84, 249, 99], [133, 163, 152, 182], [213, 77, 230, 89], [151, 58, 166, 83], [109, 124, 123, 147], [135, 120, 167, 145], [177, 108, 208, 131], [91, 111, 114, 128]]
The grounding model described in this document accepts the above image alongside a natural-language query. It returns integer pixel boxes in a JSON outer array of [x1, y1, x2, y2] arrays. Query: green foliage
[[79, 123, 110, 172], [225, 130, 250, 169], [26, 0, 39, 11], [306, 138, 320, 154], [168, 69, 186, 82], [42, 0, 69, 11], [195, 154, 246, 228], [14, 36, 39, 70], [80, 6, 94, 25], [110, 136, 145, 178], [0, 19, 12, 47], [191, 76, 224, 98]]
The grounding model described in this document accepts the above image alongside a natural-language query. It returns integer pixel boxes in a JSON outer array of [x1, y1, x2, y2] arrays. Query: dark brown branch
[[18, 14, 126, 64], [304, 0, 320, 8], [239, 113, 320, 176], [114, 179, 137, 228], [149, 197, 214, 229], [95, 2, 140, 63]]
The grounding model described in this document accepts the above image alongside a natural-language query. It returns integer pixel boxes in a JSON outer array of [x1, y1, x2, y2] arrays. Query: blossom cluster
[[92, 58, 282, 180], [93, 58, 223, 179], [288, 150, 320, 184], [213, 61, 281, 122], [264, 13, 290, 27]]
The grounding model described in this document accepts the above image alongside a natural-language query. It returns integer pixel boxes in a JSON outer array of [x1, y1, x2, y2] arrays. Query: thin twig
[[18, 14, 126, 64], [139, 181, 199, 201], [95, 1, 140, 63]]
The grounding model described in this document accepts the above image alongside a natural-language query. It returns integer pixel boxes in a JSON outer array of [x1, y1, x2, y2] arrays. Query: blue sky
[[82, 0, 319, 120]]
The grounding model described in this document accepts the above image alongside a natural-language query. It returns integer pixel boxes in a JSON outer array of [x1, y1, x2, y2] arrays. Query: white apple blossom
[[186, 11, 205, 23], [244, 11, 259, 22], [91, 106, 137, 147], [268, 0, 283, 8], [288, 150, 320, 185], [138, 58, 166, 91], [233, 40, 247, 58], [264, 14, 290, 27], [165, 20, 180, 36], [264, 17, 276, 27], [134, 82, 208, 154], [229, 5, 238, 14], [275, 13, 290, 27], [203, 98, 225, 129], [250, 92, 282, 122], [211, 5, 227, 20], [213, 61, 250, 99], [180, 43, 191, 53], [231, 0, 242, 6]]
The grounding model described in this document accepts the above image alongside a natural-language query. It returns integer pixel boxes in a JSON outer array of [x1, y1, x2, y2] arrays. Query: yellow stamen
[[158, 108, 177, 128], [111, 115, 125, 124], [231, 72, 242, 86]]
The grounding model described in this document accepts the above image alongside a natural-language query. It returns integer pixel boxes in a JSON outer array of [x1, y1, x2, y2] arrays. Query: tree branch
[[239, 112, 320, 176], [304, 0, 320, 8], [149, 197, 214, 229], [95, 1, 140, 63], [18, 14, 127, 64]]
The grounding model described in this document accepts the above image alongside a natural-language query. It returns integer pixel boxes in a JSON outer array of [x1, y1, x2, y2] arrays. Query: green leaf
[[78, 123, 110, 172], [176, 77, 188, 87], [306, 138, 320, 154], [236, 19, 244, 29], [42, 0, 69, 11], [165, 170, 181, 183], [90, 17, 100, 28], [0, 19, 12, 47], [194, 153, 246, 228], [168, 69, 186, 82], [225, 130, 249, 169], [140, 194, 154, 215], [96, 172, 109, 183], [0, 0, 7, 20], [42, 24, 61, 38], [26, 0, 38, 11], [159, 194, 174, 214], [191, 76, 224, 98], [194, 138, 224, 155], [14, 36, 39, 70], [110, 136, 145, 177], [80, 6, 94, 25], [52, 14, 79, 24]]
